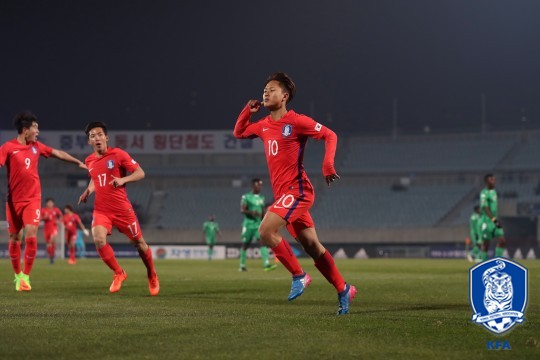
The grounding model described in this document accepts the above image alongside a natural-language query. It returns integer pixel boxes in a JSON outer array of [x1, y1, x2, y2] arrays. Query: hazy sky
[[2, 0, 539, 134]]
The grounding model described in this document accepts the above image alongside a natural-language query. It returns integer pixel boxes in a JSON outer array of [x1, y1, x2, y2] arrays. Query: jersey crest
[[282, 124, 293, 137], [31, 146, 37, 154], [107, 159, 115, 169]]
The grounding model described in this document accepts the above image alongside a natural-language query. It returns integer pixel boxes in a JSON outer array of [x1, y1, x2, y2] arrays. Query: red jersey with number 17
[[234, 106, 338, 196], [85, 147, 139, 214], [0, 139, 53, 203]]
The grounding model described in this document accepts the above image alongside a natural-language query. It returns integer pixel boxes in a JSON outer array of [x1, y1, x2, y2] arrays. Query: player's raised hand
[[78, 161, 88, 170], [247, 99, 262, 113], [83, 229, 90, 236], [109, 175, 126, 188], [78, 189, 90, 204], [325, 173, 341, 187]]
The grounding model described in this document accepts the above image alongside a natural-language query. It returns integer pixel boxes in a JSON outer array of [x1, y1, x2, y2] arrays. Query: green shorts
[[241, 224, 260, 244], [481, 220, 504, 241], [205, 236, 216, 246]]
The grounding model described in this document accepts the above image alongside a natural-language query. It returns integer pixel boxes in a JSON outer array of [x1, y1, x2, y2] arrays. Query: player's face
[[263, 81, 288, 110], [88, 127, 109, 154], [46, 200, 54, 209], [487, 176, 496, 188], [252, 181, 262, 193], [24, 122, 39, 143]]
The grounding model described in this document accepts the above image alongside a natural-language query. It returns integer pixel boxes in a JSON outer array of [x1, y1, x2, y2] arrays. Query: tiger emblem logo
[[470, 258, 527, 334], [483, 261, 513, 314]]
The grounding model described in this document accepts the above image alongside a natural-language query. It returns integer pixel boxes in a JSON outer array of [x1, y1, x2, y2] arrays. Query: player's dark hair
[[265, 72, 296, 103], [64, 204, 74, 212], [45, 198, 54, 203], [85, 121, 108, 138], [13, 110, 38, 134], [252, 178, 262, 184], [484, 173, 494, 182]]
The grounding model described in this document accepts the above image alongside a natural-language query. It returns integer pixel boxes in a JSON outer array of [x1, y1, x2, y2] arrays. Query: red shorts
[[92, 209, 142, 241], [6, 200, 42, 235], [44, 228, 58, 243], [268, 189, 315, 239], [65, 229, 77, 245]]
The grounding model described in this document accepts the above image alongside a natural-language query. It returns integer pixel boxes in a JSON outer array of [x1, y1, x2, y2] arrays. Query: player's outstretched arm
[[78, 180, 95, 205], [109, 166, 145, 188], [51, 149, 87, 169]]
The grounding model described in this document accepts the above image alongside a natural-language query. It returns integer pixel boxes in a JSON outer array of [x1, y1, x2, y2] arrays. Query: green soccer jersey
[[479, 188, 498, 219], [241, 192, 265, 227], [203, 221, 220, 240], [469, 212, 481, 243]]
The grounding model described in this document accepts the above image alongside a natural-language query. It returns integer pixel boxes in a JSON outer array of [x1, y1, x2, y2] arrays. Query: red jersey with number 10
[[85, 147, 139, 214], [234, 106, 338, 196], [0, 139, 53, 203]]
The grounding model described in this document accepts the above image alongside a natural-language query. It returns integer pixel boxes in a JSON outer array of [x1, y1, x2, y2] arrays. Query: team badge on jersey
[[315, 123, 322, 131], [31, 146, 37, 154], [469, 258, 527, 335], [282, 124, 293, 137], [107, 160, 115, 169]]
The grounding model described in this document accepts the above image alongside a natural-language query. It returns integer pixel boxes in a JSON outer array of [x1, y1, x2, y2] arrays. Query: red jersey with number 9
[[85, 147, 139, 214], [0, 139, 53, 203]]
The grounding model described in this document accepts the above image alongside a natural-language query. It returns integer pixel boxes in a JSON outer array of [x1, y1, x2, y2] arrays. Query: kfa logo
[[107, 160, 115, 169], [282, 124, 293, 137], [487, 340, 511, 350], [31, 146, 37, 154], [469, 258, 527, 335]]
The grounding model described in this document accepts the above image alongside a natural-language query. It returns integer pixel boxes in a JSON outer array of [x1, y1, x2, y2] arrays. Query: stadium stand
[[311, 184, 473, 228], [342, 137, 516, 174]]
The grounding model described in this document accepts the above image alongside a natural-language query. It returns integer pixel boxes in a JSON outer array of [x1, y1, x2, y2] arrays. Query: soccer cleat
[[239, 266, 247, 272], [68, 258, 76, 265], [109, 270, 127, 293], [264, 264, 278, 272], [288, 273, 311, 301], [20, 273, 32, 291], [337, 284, 357, 315], [14, 273, 22, 291], [148, 275, 160, 296]]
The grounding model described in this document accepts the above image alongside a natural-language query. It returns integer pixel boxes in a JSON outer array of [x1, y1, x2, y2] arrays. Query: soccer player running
[[62, 205, 89, 265], [41, 198, 63, 264], [239, 178, 277, 272], [479, 174, 506, 261], [0, 111, 87, 291], [78, 122, 159, 295], [202, 215, 222, 260], [233, 72, 356, 315], [467, 205, 482, 262]]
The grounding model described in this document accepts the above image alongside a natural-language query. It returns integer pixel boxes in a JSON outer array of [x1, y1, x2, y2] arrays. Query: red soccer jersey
[[85, 147, 139, 214], [41, 207, 63, 231], [234, 107, 338, 196], [63, 213, 82, 233], [0, 139, 53, 203]]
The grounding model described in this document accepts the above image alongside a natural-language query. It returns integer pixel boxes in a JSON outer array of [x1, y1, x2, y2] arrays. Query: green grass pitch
[[0, 258, 538, 359]]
